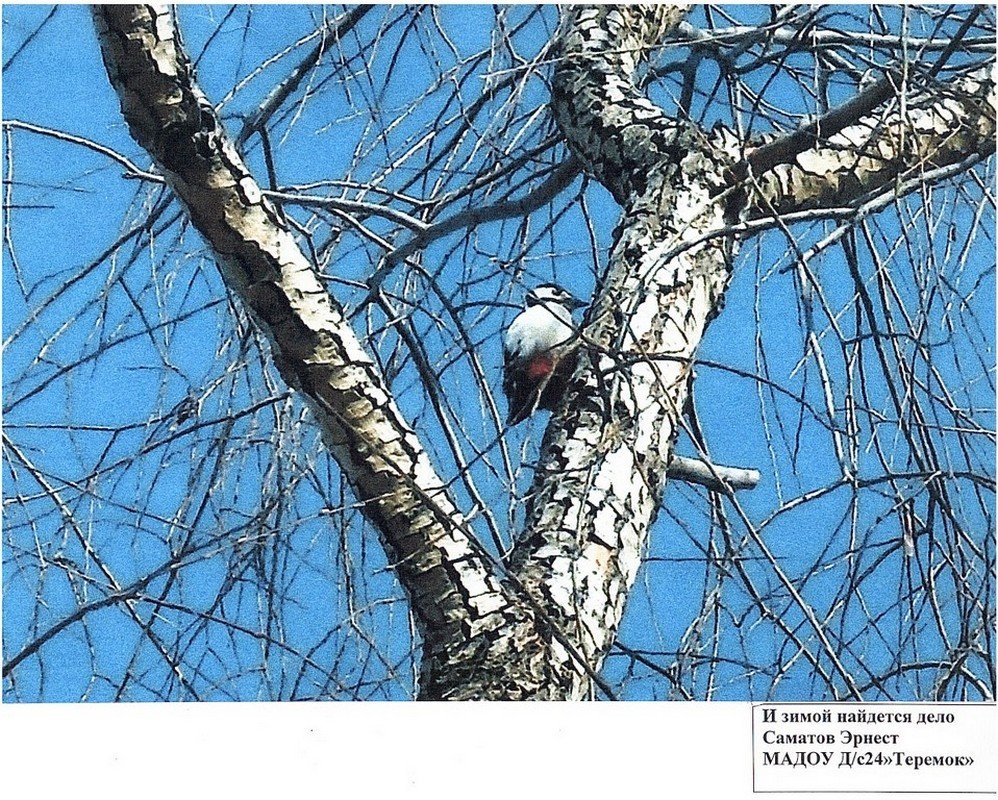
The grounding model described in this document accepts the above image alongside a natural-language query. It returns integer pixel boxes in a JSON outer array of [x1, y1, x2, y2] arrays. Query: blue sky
[[3, 4, 994, 702]]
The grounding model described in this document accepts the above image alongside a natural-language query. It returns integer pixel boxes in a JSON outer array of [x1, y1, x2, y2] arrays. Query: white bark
[[748, 66, 996, 217], [668, 456, 761, 493], [505, 5, 738, 697], [90, 4, 994, 701], [91, 5, 541, 696], [504, 4, 994, 699]]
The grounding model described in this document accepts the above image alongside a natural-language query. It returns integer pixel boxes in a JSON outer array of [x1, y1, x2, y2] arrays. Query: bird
[[503, 283, 586, 425]]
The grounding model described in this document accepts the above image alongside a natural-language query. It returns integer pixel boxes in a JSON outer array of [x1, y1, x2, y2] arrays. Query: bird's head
[[525, 283, 586, 311]]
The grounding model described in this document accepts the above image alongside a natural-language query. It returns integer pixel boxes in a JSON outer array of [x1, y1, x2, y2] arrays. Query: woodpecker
[[503, 283, 586, 425]]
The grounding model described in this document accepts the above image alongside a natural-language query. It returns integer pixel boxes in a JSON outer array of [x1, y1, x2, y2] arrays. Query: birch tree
[[3, 4, 994, 701]]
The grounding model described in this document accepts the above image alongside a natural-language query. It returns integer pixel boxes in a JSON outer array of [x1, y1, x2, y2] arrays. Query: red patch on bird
[[526, 355, 554, 380]]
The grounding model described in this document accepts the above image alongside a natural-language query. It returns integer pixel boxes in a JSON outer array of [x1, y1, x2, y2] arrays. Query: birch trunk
[[92, 4, 544, 698], [92, 4, 995, 700]]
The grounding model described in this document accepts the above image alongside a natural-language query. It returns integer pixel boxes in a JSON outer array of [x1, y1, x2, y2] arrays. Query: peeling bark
[[502, 5, 738, 697], [748, 66, 996, 217], [92, 5, 541, 697], [91, 4, 994, 701], [494, 5, 994, 699]]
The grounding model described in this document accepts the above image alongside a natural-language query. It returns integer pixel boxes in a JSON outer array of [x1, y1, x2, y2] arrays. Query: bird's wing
[[502, 305, 577, 425], [502, 333, 534, 424], [502, 343, 524, 399], [502, 351, 514, 396]]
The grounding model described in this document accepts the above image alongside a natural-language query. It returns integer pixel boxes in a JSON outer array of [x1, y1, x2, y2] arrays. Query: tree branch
[[747, 64, 996, 216], [504, 3, 741, 697], [91, 4, 526, 677], [550, 5, 691, 205], [669, 455, 760, 493], [234, 6, 371, 148]]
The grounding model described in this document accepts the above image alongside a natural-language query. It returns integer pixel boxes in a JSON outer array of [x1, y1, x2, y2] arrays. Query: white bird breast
[[504, 304, 576, 360]]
